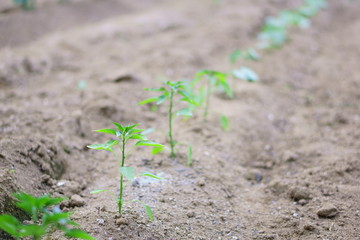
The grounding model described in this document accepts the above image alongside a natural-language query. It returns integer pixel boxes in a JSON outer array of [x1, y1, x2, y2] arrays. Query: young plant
[[138, 81, 197, 159], [87, 122, 164, 220], [192, 70, 233, 118], [229, 48, 260, 64], [0, 192, 94, 240], [220, 115, 230, 132]]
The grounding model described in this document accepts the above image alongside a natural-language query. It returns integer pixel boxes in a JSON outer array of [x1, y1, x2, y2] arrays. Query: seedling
[[230, 48, 260, 64], [0, 192, 94, 240], [187, 145, 193, 167], [220, 115, 230, 131], [192, 70, 233, 118], [258, 0, 327, 49], [232, 67, 259, 82], [139, 81, 197, 159], [88, 122, 164, 220]]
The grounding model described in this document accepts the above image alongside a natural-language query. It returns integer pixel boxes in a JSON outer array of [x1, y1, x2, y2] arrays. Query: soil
[[1, 0, 359, 239]]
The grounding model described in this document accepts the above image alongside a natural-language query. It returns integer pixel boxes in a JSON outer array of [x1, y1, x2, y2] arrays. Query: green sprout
[[232, 67, 259, 82], [258, 0, 327, 49], [192, 70, 233, 119], [0, 192, 94, 240], [229, 48, 260, 64], [139, 81, 197, 159], [220, 115, 230, 132], [187, 145, 193, 167], [87, 122, 164, 220]]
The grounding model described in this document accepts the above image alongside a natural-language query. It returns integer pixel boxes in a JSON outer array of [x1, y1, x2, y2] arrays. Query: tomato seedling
[[88, 122, 164, 220], [0, 192, 94, 240], [139, 81, 197, 159]]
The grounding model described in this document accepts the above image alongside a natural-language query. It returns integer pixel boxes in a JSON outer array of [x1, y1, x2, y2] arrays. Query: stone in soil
[[317, 203, 339, 218], [288, 187, 311, 201]]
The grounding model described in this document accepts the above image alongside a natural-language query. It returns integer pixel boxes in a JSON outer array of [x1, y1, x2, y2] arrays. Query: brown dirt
[[0, 0, 359, 239]]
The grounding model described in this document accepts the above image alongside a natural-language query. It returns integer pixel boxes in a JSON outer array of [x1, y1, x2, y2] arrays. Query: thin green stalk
[[204, 78, 212, 119], [169, 90, 175, 158], [119, 137, 126, 214]]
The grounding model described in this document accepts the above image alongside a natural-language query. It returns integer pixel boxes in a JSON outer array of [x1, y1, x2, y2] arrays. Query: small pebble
[[187, 211, 195, 218], [317, 203, 339, 218], [115, 218, 129, 226]]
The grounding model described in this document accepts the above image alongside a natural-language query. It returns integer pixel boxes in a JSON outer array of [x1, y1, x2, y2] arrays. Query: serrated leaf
[[87, 140, 119, 151], [232, 67, 259, 82], [140, 172, 162, 179], [144, 205, 153, 222], [65, 229, 95, 240], [120, 167, 135, 180]]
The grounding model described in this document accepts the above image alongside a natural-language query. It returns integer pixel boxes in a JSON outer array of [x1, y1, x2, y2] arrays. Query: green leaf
[[151, 146, 164, 155], [176, 108, 193, 117], [87, 140, 119, 151], [112, 122, 124, 132], [94, 129, 118, 136], [20, 224, 46, 238], [138, 97, 160, 105], [232, 67, 259, 82], [0, 215, 22, 237], [144, 87, 166, 92], [129, 134, 147, 141], [187, 145, 193, 167], [220, 115, 230, 131], [135, 140, 164, 148], [65, 229, 95, 240], [144, 205, 153, 222], [90, 189, 108, 194], [217, 80, 234, 98], [140, 172, 162, 179], [157, 92, 169, 104], [120, 166, 135, 180]]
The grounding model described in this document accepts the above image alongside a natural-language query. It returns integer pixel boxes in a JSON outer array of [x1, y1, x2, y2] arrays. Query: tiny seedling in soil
[[192, 70, 233, 118], [88, 122, 164, 220], [220, 115, 230, 132], [258, 0, 327, 49], [232, 67, 259, 82], [187, 145, 193, 167], [139, 81, 198, 159], [0, 192, 94, 240], [229, 48, 260, 64]]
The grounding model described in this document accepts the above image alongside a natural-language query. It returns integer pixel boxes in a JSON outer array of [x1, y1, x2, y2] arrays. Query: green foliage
[[0, 192, 94, 240], [13, 0, 35, 10], [192, 70, 233, 118], [220, 115, 230, 131], [232, 67, 259, 82], [230, 48, 260, 64], [88, 122, 163, 220], [258, 0, 327, 49], [139, 81, 198, 159]]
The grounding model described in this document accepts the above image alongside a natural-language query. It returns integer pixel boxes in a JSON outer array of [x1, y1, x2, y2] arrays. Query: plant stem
[[169, 90, 175, 159], [204, 78, 212, 119], [119, 137, 126, 214]]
